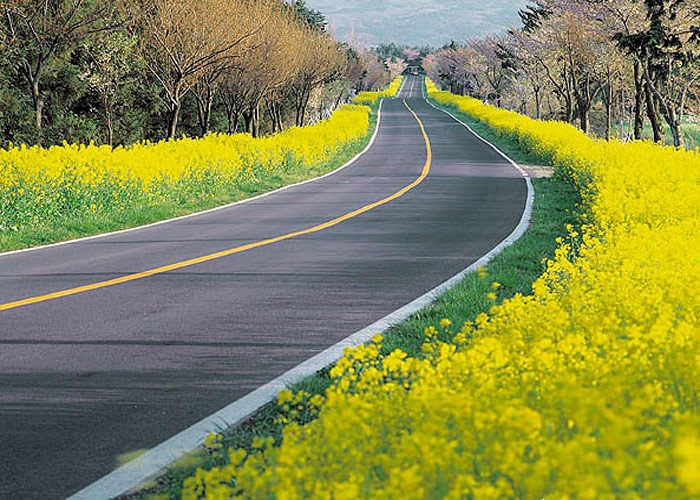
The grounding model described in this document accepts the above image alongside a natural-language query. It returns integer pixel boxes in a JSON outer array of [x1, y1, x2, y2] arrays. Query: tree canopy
[[425, 0, 700, 147], [0, 0, 388, 146]]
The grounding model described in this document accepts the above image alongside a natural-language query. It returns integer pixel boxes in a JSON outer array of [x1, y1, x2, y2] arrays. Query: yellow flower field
[[352, 76, 404, 106], [0, 105, 371, 241], [183, 81, 700, 498]]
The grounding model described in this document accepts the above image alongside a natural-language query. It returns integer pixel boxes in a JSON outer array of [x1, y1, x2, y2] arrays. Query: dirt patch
[[522, 165, 554, 178]]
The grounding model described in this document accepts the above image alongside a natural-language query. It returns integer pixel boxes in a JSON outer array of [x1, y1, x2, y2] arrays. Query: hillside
[[305, 0, 528, 46]]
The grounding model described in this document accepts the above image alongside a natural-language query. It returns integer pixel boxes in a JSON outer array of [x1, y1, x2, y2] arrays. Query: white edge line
[[67, 87, 535, 500], [1, 101, 385, 258]]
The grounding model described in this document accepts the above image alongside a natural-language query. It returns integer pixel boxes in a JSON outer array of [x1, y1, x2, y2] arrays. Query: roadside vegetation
[[352, 78, 405, 107], [0, 103, 374, 252], [423, 0, 700, 149], [169, 81, 700, 498], [0, 0, 402, 147], [0, 0, 410, 253], [125, 82, 581, 498]]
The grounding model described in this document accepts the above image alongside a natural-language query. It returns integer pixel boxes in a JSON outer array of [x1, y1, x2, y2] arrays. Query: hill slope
[[305, 0, 527, 46]]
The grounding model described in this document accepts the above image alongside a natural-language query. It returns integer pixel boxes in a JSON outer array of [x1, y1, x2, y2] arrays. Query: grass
[[120, 97, 582, 499], [620, 116, 700, 150]]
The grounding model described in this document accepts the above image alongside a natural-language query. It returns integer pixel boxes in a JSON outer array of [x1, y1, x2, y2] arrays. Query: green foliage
[[289, 0, 327, 32]]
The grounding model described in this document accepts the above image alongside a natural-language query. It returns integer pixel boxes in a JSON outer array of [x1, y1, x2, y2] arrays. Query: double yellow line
[[1, 100, 432, 312]]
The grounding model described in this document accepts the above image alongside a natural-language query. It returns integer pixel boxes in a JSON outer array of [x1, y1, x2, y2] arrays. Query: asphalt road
[[0, 76, 528, 499]]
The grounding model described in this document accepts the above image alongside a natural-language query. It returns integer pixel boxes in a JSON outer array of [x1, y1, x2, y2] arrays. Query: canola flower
[[182, 78, 700, 498], [352, 76, 404, 107], [0, 104, 371, 243]]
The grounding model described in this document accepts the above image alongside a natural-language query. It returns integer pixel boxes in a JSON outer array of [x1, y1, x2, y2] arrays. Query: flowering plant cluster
[[352, 76, 404, 107], [0, 105, 370, 245], [183, 79, 700, 498]]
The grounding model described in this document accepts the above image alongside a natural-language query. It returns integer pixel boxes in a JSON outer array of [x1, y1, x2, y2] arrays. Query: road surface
[[0, 76, 528, 498]]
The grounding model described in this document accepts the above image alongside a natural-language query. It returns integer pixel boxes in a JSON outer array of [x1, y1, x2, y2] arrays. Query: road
[[0, 76, 528, 499]]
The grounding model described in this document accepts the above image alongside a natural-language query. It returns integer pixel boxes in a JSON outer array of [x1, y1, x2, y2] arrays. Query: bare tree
[[121, 0, 263, 139], [286, 28, 345, 127], [469, 35, 513, 108], [508, 29, 549, 119], [637, 1, 700, 147], [582, 0, 648, 139]]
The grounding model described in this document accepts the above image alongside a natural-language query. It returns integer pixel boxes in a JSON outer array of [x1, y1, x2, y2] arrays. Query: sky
[[304, 0, 530, 48]]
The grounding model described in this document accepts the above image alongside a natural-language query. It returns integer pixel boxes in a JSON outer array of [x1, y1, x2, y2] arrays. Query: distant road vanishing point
[[0, 76, 528, 499]]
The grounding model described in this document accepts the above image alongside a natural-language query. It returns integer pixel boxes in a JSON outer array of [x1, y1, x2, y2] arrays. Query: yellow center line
[[0, 99, 432, 312]]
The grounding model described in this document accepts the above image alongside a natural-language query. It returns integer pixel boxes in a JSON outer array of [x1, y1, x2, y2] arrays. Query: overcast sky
[[304, 0, 529, 47]]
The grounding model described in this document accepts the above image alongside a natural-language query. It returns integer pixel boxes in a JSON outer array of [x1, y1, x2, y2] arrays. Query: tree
[[354, 51, 391, 91], [423, 47, 484, 97], [77, 31, 138, 145], [469, 36, 513, 107], [619, 0, 700, 147], [286, 28, 344, 127], [192, 59, 228, 137], [122, 0, 263, 139], [219, 2, 299, 137], [1, 0, 119, 134], [581, 0, 648, 139], [508, 29, 549, 118]]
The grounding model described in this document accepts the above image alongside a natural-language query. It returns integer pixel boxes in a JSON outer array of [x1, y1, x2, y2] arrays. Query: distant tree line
[[424, 0, 700, 147], [0, 0, 397, 147]]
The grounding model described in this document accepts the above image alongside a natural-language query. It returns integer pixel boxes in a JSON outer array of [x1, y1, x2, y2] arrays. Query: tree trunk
[[254, 105, 260, 137], [334, 89, 345, 109], [243, 109, 253, 135], [644, 81, 663, 143], [656, 93, 685, 148], [226, 112, 240, 134], [295, 101, 304, 127], [633, 60, 645, 140], [578, 102, 589, 134], [101, 93, 115, 146], [167, 101, 181, 140], [574, 87, 590, 133], [561, 92, 573, 124], [605, 90, 612, 142], [222, 97, 241, 134], [266, 100, 282, 134], [21, 59, 45, 132], [573, 72, 596, 134], [31, 78, 44, 131], [106, 109, 114, 147], [273, 101, 284, 132], [244, 105, 260, 137], [195, 85, 214, 137], [564, 73, 574, 124], [619, 88, 626, 142], [668, 112, 685, 148], [295, 89, 312, 127]]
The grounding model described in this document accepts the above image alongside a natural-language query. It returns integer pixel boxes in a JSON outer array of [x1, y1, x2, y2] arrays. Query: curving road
[[0, 76, 528, 499]]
